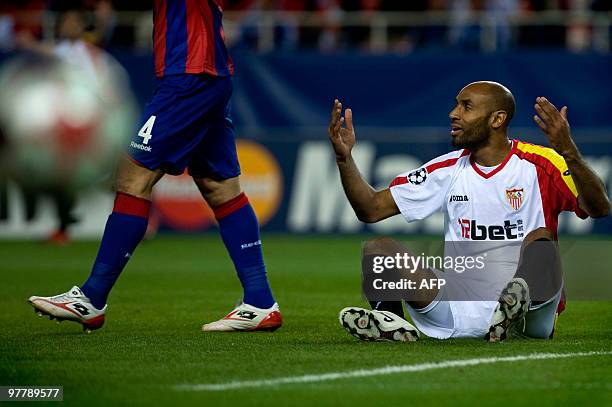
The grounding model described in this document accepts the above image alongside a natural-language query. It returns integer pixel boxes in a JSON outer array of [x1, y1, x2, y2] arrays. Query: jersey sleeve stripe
[[389, 176, 408, 188], [425, 149, 469, 174], [533, 164, 561, 238], [516, 141, 578, 197]]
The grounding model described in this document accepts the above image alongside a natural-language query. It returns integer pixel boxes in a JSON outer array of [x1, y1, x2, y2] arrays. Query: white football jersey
[[388, 139, 586, 337], [389, 139, 586, 242]]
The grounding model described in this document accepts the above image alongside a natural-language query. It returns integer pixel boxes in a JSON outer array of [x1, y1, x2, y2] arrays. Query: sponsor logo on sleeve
[[407, 168, 427, 185]]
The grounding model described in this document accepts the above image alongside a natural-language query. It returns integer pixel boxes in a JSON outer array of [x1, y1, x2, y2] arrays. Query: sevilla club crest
[[505, 188, 525, 211]]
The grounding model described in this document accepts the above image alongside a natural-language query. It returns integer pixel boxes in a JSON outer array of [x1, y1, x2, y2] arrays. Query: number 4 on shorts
[[138, 115, 156, 145]]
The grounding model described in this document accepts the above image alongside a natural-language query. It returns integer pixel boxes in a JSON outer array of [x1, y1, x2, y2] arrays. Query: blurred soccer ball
[[0, 52, 136, 189]]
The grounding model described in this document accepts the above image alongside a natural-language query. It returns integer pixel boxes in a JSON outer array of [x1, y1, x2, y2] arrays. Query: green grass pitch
[[1, 235, 611, 406]]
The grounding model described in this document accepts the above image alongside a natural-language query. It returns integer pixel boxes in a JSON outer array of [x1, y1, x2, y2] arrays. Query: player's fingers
[[330, 99, 341, 124], [543, 97, 558, 111], [329, 103, 342, 134], [328, 119, 336, 136], [560, 106, 568, 121], [533, 114, 547, 131], [333, 115, 344, 133], [534, 102, 552, 123], [345, 108, 353, 132], [537, 97, 559, 117]]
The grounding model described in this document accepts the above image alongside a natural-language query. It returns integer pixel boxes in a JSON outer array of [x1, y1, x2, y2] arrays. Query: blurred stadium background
[[0, 0, 610, 241]]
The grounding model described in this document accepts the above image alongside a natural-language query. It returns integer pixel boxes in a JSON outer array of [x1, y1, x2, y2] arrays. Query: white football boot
[[201, 302, 282, 332], [339, 307, 419, 342], [28, 286, 106, 333], [486, 278, 530, 342]]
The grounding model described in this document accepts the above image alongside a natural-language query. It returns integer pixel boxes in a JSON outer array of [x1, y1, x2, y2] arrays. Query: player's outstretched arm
[[533, 97, 610, 218], [328, 99, 400, 223]]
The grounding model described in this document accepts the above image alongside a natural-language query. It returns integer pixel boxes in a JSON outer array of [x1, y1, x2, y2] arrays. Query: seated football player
[[328, 81, 610, 342]]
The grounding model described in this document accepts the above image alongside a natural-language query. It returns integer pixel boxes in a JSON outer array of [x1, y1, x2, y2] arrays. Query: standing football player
[[329, 81, 609, 342], [28, 0, 282, 333]]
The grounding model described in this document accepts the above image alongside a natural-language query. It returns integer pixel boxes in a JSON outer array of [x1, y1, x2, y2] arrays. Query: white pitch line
[[174, 351, 612, 392]]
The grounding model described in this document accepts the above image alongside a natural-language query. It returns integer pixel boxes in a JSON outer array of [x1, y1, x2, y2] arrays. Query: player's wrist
[[551, 135, 579, 161], [335, 154, 353, 165], [558, 144, 581, 163]]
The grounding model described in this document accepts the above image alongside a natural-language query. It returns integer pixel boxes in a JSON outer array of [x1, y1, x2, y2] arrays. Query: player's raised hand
[[328, 99, 356, 162], [533, 97, 577, 158]]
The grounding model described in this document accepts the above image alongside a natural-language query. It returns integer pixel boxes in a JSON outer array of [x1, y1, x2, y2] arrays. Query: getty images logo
[[458, 218, 524, 240]]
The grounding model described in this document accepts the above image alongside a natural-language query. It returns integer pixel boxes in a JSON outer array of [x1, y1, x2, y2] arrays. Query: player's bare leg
[[28, 156, 163, 332], [516, 227, 563, 339], [194, 176, 282, 332], [364, 237, 439, 310], [486, 227, 560, 342], [515, 228, 561, 303], [193, 175, 241, 207], [114, 155, 165, 200]]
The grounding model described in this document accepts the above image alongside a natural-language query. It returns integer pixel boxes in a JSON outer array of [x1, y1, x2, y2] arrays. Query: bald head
[[462, 81, 516, 125], [449, 81, 516, 149]]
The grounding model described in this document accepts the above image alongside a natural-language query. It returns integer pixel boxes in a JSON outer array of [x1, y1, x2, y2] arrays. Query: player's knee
[[364, 237, 403, 256], [194, 176, 241, 207], [115, 176, 154, 199], [114, 158, 162, 199], [523, 227, 553, 244]]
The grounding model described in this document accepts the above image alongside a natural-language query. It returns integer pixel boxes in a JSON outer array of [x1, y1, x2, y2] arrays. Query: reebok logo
[[449, 195, 469, 203], [130, 141, 152, 152], [241, 240, 262, 249]]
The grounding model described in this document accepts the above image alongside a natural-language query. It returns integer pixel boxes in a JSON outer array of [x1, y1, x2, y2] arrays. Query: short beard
[[451, 116, 491, 150]]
